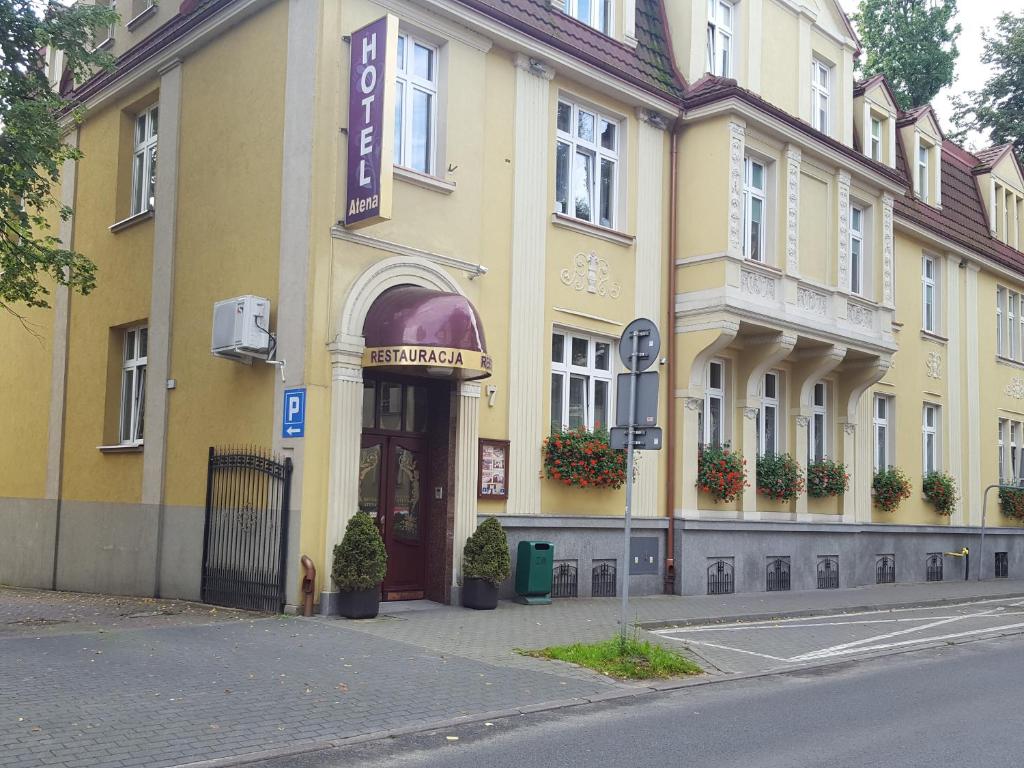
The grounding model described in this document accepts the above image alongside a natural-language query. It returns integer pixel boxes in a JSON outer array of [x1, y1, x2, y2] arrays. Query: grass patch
[[521, 636, 702, 680]]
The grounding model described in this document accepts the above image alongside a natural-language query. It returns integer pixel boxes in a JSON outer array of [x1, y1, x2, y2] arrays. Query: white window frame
[[394, 33, 439, 176], [566, 0, 612, 34], [706, 0, 734, 77], [1000, 418, 1007, 483], [811, 58, 831, 135], [922, 403, 939, 475], [119, 325, 147, 446], [850, 205, 865, 295], [809, 381, 828, 462], [743, 156, 767, 262], [550, 330, 614, 431], [759, 371, 780, 456], [704, 359, 727, 447], [922, 255, 936, 332], [555, 98, 620, 229], [1012, 290, 1020, 361], [130, 104, 158, 216], [918, 142, 930, 203], [870, 116, 882, 162], [998, 286, 1006, 356], [873, 394, 892, 472]]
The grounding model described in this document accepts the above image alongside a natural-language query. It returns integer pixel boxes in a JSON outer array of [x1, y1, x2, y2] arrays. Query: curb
[[636, 591, 1024, 631]]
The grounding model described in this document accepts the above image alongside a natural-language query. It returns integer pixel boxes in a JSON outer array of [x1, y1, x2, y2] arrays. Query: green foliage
[[852, 0, 960, 110], [331, 512, 387, 592], [951, 13, 1024, 155], [872, 466, 913, 513], [543, 426, 626, 489], [755, 452, 804, 502], [999, 486, 1024, 519], [922, 471, 958, 516], [1, 0, 119, 315], [523, 637, 702, 680], [807, 459, 850, 498], [462, 517, 511, 586], [696, 444, 747, 503]]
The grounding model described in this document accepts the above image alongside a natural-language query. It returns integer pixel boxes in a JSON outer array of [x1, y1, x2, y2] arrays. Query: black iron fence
[[591, 561, 617, 597], [876, 555, 895, 584], [816, 556, 839, 589], [707, 559, 734, 595], [551, 561, 578, 598], [202, 446, 292, 613], [926, 553, 943, 582], [766, 557, 790, 592], [996, 552, 1009, 579]]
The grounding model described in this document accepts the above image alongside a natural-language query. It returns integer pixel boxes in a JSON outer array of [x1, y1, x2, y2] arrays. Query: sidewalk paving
[[3, 580, 1024, 768]]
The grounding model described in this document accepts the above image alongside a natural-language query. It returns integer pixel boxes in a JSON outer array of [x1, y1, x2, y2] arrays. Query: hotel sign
[[345, 14, 398, 229], [363, 345, 493, 379]]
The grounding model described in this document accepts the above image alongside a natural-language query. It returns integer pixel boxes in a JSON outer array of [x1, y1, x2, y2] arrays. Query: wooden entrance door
[[359, 379, 430, 600]]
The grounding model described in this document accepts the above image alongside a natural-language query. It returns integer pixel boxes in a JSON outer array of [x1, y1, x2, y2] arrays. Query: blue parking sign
[[283, 388, 305, 438]]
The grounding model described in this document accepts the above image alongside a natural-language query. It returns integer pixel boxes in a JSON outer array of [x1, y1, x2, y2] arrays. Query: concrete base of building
[[674, 517, 1024, 595]]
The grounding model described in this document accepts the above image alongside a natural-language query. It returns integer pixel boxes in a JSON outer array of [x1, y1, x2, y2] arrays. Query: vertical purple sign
[[346, 16, 394, 228]]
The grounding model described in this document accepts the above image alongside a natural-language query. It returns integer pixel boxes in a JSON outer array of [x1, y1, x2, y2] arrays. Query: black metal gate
[[926, 553, 943, 582], [551, 561, 578, 598], [766, 557, 790, 592], [817, 556, 839, 589], [996, 552, 1009, 579], [592, 561, 617, 597], [876, 555, 895, 584], [202, 446, 293, 613], [707, 559, 734, 595]]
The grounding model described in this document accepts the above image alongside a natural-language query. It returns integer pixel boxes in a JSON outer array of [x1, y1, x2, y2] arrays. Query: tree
[[0, 0, 118, 317], [852, 0, 960, 111], [951, 13, 1024, 156]]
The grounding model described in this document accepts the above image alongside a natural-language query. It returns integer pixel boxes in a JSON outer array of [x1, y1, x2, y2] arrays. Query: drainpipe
[[664, 116, 683, 595]]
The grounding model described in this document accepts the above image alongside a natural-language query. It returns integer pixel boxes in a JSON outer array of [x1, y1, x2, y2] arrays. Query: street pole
[[977, 483, 999, 582], [620, 329, 640, 645]]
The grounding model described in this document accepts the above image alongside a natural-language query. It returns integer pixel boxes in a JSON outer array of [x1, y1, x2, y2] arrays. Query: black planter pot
[[337, 587, 380, 619], [462, 577, 498, 610]]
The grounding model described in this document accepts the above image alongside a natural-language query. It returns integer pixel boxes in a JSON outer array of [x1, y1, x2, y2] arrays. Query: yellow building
[[2, 0, 1022, 607]]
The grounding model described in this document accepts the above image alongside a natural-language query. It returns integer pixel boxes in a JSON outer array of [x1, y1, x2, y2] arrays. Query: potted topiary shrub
[[331, 512, 387, 619], [462, 517, 511, 610]]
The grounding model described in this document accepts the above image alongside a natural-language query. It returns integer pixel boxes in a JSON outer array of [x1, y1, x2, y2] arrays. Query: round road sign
[[618, 317, 661, 372]]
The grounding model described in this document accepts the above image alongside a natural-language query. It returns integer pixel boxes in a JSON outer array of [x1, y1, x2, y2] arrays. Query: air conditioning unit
[[211, 295, 272, 363]]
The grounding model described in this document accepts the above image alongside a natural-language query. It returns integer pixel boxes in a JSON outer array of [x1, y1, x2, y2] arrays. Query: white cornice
[[370, 0, 493, 52]]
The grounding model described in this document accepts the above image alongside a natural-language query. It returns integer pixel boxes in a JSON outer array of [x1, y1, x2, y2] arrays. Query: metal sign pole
[[620, 329, 640, 644]]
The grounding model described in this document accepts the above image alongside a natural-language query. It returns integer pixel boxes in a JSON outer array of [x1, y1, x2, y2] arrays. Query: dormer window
[[706, 0, 734, 77], [870, 117, 882, 162], [811, 58, 831, 135], [918, 144, 930, 203], [566, 0, 611, 35]]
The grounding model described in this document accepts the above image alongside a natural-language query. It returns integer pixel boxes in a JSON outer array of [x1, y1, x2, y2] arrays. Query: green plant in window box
[[807, 459, 849, 498], [755, 452, 804, 502], [543, 427, 626, 490], [696, 444, 747, 504], [999, 486, 1024, 520], [872, 467, 912, 513], [922, 471, 958, 516]]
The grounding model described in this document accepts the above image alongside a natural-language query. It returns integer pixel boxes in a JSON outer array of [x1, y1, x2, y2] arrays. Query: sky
[[838, 0, 1024, 150]]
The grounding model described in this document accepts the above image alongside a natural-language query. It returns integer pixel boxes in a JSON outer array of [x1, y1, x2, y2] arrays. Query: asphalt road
[[253, 633, 1024, 768]]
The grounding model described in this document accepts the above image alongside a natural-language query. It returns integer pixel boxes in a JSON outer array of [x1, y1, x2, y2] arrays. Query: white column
[[633, 111, 666, 517], [990, 178, 998, 233], [837, 170, 851, 292], [966, 263, 982, 525], [452, 383, 481, 584], [862, 101, 871, 160], [727, 120, 746, 259], [841, 49, 854, 146], [506, 55, 554, 517], [946, 255, 963, 524], [785, 145, 801, 277], [934, 145, 942, 207], [887, 113, 897, 167], [882, 193, 895, 308], [142, 60, 183, 508], [323, 343, 365, 600], [747, 0, 763, 92], [912, 131, 921, 196], [681, 397, 703, 514]]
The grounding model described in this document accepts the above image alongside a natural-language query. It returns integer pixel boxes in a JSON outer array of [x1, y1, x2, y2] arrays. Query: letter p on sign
[[283, 387, 306, 439]]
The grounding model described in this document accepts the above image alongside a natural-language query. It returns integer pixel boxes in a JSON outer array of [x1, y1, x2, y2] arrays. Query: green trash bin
[[515, 541, 554, 605]]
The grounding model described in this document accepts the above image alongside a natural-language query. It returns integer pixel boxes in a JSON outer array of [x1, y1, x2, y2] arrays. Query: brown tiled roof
[[973, 143, 1015, 174], [894, 134, 1024, 273], [451, 0, 684, 100]]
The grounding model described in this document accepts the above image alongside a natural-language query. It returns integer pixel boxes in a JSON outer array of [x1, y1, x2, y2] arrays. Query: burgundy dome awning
[[361, 286, 492, 380]]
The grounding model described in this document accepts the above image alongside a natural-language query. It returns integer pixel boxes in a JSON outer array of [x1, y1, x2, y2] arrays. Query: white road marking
[[656, 616, 960, 633], [657, 636, 789, 663], [788, 621, 1024, 661]]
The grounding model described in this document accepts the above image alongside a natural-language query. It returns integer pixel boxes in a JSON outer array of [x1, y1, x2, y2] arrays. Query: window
[[743, 156, 766, 261], [394, 34, 438, 175], [703, 359, 726, 447], [874, 394, 893, 471], [922, 403, 939, 475], [996, 286, 1024, 361], [811, 59, 831, 134], [759, 371, 780, 455], [809, 381, 828, 462], [850, 205, 864, 295], [998, 286, 1005, 355], [922, 256, 936, 332], [918, 143, 929, 203], [92, 0, 116, 45], [998, 418, 1024, 483], [1000, 418, 1007, 482], [870, 117, 882, 162], [706, 0, 734, 77], [1012, 290, 1020, 360], [120, 326, 147, 445], [555, 100, 619, 228], [131, 105, 158, 216], [565, 0, 611, 34], [550, 331, 613, 431]]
